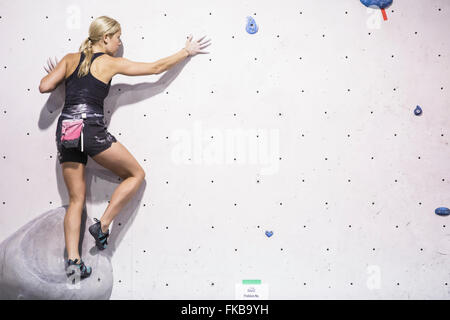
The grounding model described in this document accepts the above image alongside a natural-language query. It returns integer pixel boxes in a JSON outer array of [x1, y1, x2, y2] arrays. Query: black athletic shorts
[[55, 115, 117, 165]]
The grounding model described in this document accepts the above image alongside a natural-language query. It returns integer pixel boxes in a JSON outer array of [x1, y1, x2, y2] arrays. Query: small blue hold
[[265, 230, 273, 238], [360, 0, 393, 9], [435, 207, 450, 216], [414, 105, 422, 116], [246, 16, 258, 34]]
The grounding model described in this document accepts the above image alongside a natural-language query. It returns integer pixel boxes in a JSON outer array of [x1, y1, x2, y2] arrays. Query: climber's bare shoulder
[[106, 55, 160, 77]]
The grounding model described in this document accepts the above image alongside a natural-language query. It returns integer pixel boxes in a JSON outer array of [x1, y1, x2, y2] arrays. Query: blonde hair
[[77, 16, 121, 78]]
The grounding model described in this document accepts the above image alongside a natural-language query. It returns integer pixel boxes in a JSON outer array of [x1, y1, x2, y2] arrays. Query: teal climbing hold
[[414, 105, 422, 115], [435, 207, 450, 216], [246, 16, 258, 34]]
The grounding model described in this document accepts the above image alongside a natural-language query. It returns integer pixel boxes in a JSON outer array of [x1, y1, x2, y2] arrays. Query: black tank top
[[62, 52, 111, 115]]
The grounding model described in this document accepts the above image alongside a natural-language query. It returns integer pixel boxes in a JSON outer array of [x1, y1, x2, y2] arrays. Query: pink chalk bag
[[60, 113, 86, 152]]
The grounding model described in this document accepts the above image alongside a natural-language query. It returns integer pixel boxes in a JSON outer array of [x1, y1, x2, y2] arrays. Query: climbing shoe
[[66, 258, 92, 279], [89, 218, 110, 250]]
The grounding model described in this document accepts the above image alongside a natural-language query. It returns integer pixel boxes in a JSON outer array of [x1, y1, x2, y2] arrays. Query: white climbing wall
[[0, 0, 449, 299]]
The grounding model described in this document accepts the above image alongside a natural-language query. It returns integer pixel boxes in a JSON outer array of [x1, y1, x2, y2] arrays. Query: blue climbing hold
[[265, 230, 273, 238], [414, 105, 422, 116], [435, 207, 450, 216], [246, 16, 258, 34], [360, 0, 393, 9]]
